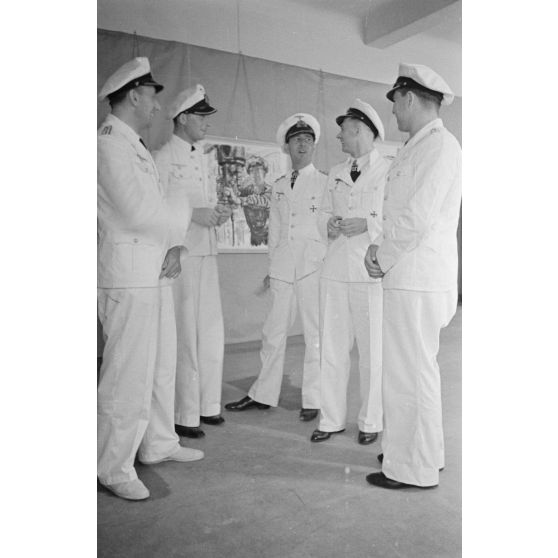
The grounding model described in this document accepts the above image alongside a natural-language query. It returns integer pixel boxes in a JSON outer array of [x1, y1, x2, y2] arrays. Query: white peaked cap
[[335, 99, 385, 141], [98, 57, 163, 102], [275, 113, 321, 149], [386, 63, 454, 106]]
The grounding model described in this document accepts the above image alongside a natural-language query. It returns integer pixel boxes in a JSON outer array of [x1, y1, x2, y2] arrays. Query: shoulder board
[[430, 128, 441, 135], [101, 125, 112, 135], [274, 174, 286, 183]]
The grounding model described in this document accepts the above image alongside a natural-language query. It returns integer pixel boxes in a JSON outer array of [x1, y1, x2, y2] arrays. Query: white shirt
[[155, 134, 217, 256], [321, 148, 389, 283], [377, 118, 462, 291], [268, 163, 328, 282]]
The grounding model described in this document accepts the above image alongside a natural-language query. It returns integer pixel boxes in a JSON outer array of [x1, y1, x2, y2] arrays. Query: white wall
[[97, 0, 461, 96]]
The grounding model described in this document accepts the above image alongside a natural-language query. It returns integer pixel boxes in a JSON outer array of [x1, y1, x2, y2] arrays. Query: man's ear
[[406, 90, 415, 108], [128, 88, 140, 107]]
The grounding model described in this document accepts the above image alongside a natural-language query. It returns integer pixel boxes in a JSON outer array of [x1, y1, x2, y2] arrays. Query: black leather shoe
[[224, 396, 270, 411], [366, 471, 437, 490], [377, 453, 444, 471], [175, 425, 205, 438], [299, 408, 319, 422], [200, 415, 225, 425], [358, 431, 378, 445], [310, 429, 345, 442]]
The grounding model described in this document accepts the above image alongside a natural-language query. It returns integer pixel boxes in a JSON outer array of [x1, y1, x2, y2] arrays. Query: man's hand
[[215, 203, 232, 226], [364, 244, 384, 278], [338, 217, 367, 237], [192, 207, 221, 227], [327, 216, 342, 239], [159, 246, 182, 279]]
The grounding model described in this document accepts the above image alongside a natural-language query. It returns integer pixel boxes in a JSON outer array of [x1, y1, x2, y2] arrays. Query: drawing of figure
[[241, 156, 272, 246]]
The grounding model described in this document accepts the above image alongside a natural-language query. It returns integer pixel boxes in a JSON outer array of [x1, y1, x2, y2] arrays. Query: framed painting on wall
[[201, 136, 289, 253]]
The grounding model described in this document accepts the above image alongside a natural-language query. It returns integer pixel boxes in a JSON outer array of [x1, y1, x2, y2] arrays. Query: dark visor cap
[[108, 72, 164, 101], [386, 77, 443, 103], [186, 98, 217, 115], [285, 121, 315, 142], [335, 108, 379, 138]]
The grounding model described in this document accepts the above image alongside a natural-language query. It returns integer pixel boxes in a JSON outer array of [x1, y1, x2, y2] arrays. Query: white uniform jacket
[[154, 135, 217, 257], [377, 118, 462, 291], [97, 115, 188, 288], [267, 163, 328, 282], [321, 149, 389, 283]]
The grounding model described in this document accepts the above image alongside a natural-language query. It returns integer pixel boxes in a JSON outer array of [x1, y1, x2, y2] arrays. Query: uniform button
[[384, 196, 388, 201], [133, 238, 138, 243], [290, 224, 294, 228], [291, 212, 296, 216], [383, 216, 386, 221]]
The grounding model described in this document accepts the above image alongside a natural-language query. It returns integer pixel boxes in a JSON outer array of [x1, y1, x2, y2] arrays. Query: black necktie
[[290, 170, 299, 189], [191, 145, 196, 152], [350, 160, 360, 182]]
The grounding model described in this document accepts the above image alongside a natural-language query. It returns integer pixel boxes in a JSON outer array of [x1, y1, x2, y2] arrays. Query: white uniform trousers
[[97, 286, 180, 485], [318, 279, 383, 433], [173, 254, 224, 426], [381, 289, 457, 487], [248, 272, 321, 408]]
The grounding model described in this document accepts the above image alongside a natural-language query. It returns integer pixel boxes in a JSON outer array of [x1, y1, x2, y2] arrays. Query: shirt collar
[[405, 118, 444, 150], [292, 162, 315, 176], [172, 133, 197, 151], [105, 114, 145, 149], [348, 148, 379, 169]]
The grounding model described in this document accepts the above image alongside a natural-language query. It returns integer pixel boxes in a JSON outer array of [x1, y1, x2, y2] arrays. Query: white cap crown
[[335, 99, 385, 141], [98, 57, 162, 102], [168, 84, 217, 119], [387, 63, 454, 106], [275, 113, 321, 151]]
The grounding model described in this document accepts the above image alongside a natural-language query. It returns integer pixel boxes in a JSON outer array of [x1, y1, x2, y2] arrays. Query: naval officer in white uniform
[[225, 114, 328, 421], [97, 58, 203, 501], [365, 63, 462, 489], [311, 100, 389, 445], [155, 85, 231, 439]]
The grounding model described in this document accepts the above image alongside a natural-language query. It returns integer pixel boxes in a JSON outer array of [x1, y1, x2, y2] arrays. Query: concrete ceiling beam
[[364, 0, 460, 48]]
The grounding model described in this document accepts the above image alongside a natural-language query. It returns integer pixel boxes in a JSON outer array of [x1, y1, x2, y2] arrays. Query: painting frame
[[201, 135, 289, 253]]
